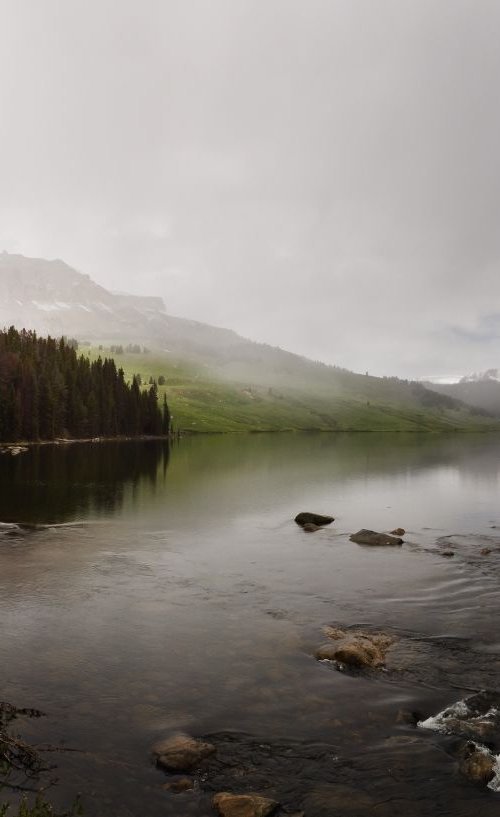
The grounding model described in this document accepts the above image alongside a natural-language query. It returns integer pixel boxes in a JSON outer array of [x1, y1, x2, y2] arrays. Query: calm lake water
[[1, 433, 500, 816]]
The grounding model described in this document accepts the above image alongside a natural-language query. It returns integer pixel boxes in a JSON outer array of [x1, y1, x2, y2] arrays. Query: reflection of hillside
[[0, 441, 170, 524], [160, 433, 500, 510], [1, 433, 500, 528], [166, 432, 500, 495]]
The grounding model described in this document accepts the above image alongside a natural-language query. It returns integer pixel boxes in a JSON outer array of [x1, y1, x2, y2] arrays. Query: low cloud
[[1, 0, 500, 377]]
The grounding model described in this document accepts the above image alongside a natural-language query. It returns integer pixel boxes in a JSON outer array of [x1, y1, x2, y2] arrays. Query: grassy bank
[[80, 347, 499, 433]]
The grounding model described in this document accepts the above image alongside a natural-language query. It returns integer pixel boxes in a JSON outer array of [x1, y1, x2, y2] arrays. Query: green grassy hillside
[[81, 347, 497, 433]]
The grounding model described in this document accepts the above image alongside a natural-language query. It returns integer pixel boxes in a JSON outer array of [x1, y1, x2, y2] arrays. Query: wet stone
[[435, 534, 500, 571], [458, 743, 495, 784], [152, 733, 215, 772], [316, 626, 395, 669], [315, 643, 338, 662], [162, 776, 195, 793], [350, 529, 403, 546], [213, 792, 278, 817], [418, 691, 500, 749], [294, 512, 334, 527]]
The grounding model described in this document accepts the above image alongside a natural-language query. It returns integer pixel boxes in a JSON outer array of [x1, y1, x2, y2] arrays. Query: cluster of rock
[[152, 734, 285, 816], [436, 533, 500, 564], [179, 511, 405, 811], [151, 514, 500, 808], [313, 625, 500, 792], [418, 692, 500, 790], [294, 511, 406, 545]]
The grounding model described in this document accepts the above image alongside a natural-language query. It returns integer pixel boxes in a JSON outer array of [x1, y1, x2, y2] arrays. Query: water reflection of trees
[[0, 441, 170, 524]]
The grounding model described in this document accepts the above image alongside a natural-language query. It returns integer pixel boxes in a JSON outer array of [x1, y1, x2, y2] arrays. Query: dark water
[[1, 433, 500, 815]]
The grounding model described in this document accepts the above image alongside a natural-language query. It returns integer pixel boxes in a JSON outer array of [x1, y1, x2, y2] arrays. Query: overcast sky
[[1, 0, 500, 378]]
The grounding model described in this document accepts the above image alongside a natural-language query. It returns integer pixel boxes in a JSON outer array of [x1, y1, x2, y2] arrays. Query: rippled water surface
[[1, 433, 500, 816]]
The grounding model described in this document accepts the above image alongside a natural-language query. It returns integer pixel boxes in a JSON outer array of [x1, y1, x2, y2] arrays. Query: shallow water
[[1, 433, 500, 815]]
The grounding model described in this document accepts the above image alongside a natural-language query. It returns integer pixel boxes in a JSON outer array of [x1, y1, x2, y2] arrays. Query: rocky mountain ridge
[[0, 252, 243, 356]]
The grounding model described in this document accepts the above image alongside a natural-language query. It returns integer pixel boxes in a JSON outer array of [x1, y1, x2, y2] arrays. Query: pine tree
[[0, 328, 164, 442], [162, 393, 171, 435]]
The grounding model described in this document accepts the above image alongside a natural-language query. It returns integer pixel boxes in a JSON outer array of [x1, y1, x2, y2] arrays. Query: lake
[[1, 433, 500, 816]]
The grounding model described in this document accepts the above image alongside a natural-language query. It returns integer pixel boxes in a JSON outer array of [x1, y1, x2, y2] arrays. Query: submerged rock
[[213, 792, 278, 817], [334, 640, 381, 668], [316, 627, 395, 669], [302, 522, 322, 532], [294, 512, 334, 527], [323, 626, 347, 640], [349, 529, 403, 546], [436, 534, 500, 567], [391, 528, 406, 536], [396, 709, 423, 727], [441, 550, 455, 557], [162, 776, 194, 792], [315, 643, 339, 661], [152, 733, 215, 772], [418, 692, 500, 748], [459, 742, 495, 784]]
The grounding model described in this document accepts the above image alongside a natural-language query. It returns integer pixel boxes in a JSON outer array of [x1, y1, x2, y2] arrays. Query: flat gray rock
[[350, 529, 403, 546]]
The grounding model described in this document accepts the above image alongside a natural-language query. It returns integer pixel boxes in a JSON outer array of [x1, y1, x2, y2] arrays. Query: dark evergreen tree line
[[0, 327, 171, 442]]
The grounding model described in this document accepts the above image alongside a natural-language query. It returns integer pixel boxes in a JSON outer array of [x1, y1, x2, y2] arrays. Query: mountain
[[424, 370, 500, 417], [0, 251, 272, 361], [0, 251, 497, 432], [0, 251, 197, 342]]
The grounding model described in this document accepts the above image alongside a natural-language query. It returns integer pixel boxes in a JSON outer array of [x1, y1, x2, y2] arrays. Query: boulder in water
[[213, 792, 278, 817], [350, 529, 403, 546], [459, 743, 495, 784], [316, 627, 395, 669], [152, 734, 215, 772], [162, 776, 194, 792], [295, 512, 334, 527], [302, 522, 322, 532], [418, 691, 500, 747]]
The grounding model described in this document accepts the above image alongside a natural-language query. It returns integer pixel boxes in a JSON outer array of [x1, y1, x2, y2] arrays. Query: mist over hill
[[424, 371, 500, 417], [0, 252, 496, 432]]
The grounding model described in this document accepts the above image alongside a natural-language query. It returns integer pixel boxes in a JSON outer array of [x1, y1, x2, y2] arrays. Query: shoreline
[[0, 427, 499, 452], [0, 433, 177, 453]]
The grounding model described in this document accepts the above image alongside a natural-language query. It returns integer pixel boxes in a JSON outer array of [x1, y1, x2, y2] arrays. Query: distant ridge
[[425, 370, 500, 416]]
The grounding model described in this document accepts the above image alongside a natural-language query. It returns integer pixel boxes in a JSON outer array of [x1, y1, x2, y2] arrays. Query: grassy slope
[[81, 347, 497, 433]]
